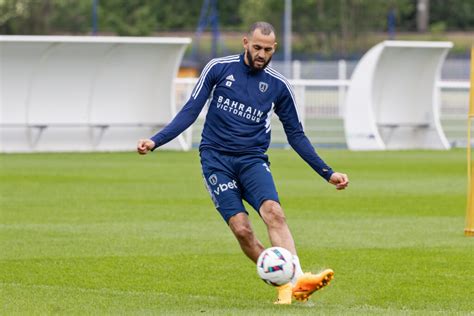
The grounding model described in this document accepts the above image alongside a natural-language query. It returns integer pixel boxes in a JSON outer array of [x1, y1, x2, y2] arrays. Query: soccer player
[[137, 21, 349, 304]]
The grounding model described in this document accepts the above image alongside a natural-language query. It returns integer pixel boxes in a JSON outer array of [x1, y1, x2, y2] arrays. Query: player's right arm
[[136, 59, 220, 155], [137, 139, 155, 155]]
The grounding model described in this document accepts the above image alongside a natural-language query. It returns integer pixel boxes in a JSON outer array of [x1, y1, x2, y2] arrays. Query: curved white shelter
[[344, 41, 452, 150], [0, 35, 191, 152]]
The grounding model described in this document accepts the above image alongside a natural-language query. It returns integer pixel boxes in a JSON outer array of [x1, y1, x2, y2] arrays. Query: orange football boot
[[292, 269, 334, 302], [274, 282, 293, 304]]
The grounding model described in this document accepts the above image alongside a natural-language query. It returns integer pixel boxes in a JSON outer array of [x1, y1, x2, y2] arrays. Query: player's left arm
[[274, 85, 349, 190], [328, 172, 349, 190]]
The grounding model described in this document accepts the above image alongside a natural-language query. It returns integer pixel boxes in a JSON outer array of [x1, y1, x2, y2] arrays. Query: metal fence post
[[338, 59, 347, 117]]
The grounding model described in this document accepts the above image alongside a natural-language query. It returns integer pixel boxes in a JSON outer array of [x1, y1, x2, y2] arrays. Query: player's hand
[[137, 139, 155, 155], [329, 172, 349, 190]]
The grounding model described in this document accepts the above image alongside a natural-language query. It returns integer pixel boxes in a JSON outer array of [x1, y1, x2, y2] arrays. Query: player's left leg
[[258, 200, 302, 304], [292, 269, 334, 302], [237, 159, 304, 280], [238, 155, 335, 303], [260, 200, 335, 302], [259, 200, 297, 259], [237, 157, 302, 304]]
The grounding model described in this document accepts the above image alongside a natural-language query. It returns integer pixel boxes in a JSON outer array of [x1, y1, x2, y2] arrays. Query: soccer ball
[[256, 247, 295, 286]]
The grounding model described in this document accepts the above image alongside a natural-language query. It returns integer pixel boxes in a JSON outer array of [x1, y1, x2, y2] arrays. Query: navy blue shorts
[[200, 149, 280, 223]]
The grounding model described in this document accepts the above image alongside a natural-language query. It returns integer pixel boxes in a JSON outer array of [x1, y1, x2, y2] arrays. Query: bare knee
[[232, 225, 254, 242], [260, 200, 287, 227], [229, 216, 255, 242]]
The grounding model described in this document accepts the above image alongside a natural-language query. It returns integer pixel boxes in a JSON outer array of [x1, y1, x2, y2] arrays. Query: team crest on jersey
[[208, 174, 218, 185], [259, 82, 268, 93], [225, 74, 235, 87]]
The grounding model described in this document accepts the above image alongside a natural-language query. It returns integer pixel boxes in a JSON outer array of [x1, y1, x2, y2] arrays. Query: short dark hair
[[248, 21, 275, 36]]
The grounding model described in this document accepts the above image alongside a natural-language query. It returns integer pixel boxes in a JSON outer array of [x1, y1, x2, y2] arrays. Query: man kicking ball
[[137, 21, 349, 304]]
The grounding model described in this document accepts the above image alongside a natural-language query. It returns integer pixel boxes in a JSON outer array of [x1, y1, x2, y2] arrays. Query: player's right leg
[[228, 213, 265, 262], [200, 149, 265, 263]]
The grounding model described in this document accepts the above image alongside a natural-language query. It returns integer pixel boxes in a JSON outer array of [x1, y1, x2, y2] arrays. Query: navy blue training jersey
[[150, 54, 334, 181]]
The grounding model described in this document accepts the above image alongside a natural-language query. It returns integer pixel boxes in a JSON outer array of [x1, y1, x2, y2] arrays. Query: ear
[[243, 36, 249, 50], [273, 42, 278, 52]]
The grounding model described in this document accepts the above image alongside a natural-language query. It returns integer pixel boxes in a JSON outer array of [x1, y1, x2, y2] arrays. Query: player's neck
[[243, 52, 250, 67]]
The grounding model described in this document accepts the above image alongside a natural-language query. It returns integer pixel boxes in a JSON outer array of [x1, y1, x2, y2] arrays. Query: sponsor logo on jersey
[[216, 95, 264, 123], [259, 81, 268, 93], [213, 180, 238, 196]]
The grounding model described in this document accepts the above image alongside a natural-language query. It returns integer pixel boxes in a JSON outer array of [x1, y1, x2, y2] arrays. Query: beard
[[246, 50, 272, 71]]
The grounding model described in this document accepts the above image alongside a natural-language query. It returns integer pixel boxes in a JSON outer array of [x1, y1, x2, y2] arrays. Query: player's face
[[243, 29, 277, 71]]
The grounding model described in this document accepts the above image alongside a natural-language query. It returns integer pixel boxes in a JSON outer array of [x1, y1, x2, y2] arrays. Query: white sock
[[291, 255, 304, 284]]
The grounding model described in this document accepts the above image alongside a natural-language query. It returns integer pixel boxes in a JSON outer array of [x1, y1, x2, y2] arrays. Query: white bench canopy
[[0, 35, 191, 152], [344, 40, 452, 150]]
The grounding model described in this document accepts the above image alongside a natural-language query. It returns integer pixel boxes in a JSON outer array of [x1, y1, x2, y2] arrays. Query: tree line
[[1, 0, 472, 57]]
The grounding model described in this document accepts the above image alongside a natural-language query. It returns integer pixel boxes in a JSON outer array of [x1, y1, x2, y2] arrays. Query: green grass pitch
[[1, 149, 473, 315]]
